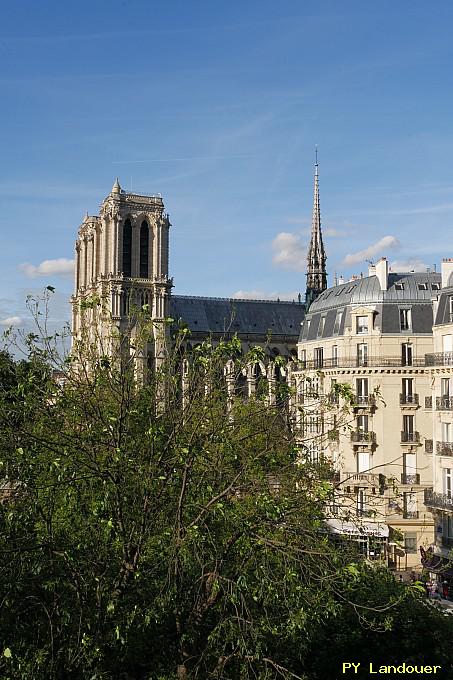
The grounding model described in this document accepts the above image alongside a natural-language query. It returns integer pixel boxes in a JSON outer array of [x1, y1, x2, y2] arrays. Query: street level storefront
[[420, 546, 453, 597], [326, 518, 389, 561]]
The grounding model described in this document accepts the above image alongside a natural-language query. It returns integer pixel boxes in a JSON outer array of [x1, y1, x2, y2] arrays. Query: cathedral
[[71, 162, 326, 363]]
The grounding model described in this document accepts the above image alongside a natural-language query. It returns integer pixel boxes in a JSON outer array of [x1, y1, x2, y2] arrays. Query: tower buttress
[[305, 151, 327, 307]]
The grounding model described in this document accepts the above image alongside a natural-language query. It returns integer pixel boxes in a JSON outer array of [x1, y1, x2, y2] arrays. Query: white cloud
[[342, 235, 400, 267], [20, 258, 75, 278], [272, 232, 306, 272], [232, 289, 301, 301], [0, 316, 22, 327], [389, 258, 429, 272], [323, 227, 351, 237]]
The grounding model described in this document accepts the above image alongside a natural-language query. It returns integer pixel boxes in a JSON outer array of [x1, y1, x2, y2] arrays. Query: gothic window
[[122, 219, 132, 277], [140, 220, 149, 278]]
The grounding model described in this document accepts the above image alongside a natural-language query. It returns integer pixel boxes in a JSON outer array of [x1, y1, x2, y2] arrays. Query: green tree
[[0, 303, 448, 679]]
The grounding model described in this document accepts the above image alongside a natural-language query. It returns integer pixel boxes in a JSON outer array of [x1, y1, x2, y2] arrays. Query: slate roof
[[170, 295, 305, 339]]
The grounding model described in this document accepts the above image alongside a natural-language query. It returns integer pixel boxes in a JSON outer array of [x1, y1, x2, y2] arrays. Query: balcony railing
[[340, 471, 380, 486], [425, 488, 453, 511], [294, 356, 426, 371], [436, 396, 453, 411], [401, 431, 420, 444], [351, 430, 376, 444], [401, 473, 420, 485], [425, 439, 433, 453], [425, 396, 433, 409], [425, 351, 453, 367], [403, 511, 419, 519], [437, 441, 453, 456], [400, 393, 419, 406], [354, 395, 376, 407]]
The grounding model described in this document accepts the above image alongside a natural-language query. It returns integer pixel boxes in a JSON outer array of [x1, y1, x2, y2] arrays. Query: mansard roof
[[434, 285, 453, 326], [299, 272, 442, 341], [170, 295, 305, 340], [309, 272, 442, 313]]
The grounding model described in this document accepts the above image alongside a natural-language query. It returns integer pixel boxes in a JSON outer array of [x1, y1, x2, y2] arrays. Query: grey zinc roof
[[435, 286, 453, 325], [170, 295, 305, 338], [309, 272, 442, 313], [300, 272, 442, 341]]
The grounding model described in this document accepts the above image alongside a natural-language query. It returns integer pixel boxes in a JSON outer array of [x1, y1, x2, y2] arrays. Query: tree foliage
[[0, 303, 451, 679]]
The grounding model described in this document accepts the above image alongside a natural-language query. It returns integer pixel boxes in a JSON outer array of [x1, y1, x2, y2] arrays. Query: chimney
[[375, 257, 388, 291], [441, 259, 453, 289], [368, 263, 376, 277]]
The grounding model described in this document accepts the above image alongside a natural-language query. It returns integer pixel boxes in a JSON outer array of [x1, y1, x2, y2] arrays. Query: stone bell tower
[[71, 179, 173, 372]]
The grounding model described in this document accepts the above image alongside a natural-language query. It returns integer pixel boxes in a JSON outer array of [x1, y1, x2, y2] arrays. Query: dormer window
[[356, 315, 369, 334], [432, 283, 441, 291], [333, 309, 343, 334], [395, 282, 404, 291], [418, 283, 428, 291], [318, 317, 325, 336]]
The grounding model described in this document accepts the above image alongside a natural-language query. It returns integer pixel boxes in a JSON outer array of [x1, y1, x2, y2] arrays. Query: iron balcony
[[296, 356, 426, 370], [425, 351, 453, 367], [436, 396, 453, 411], [351, 430, 376, 444], [400, 393, 419, 406], [401, 473, 420, 485], [425, 488, 453, 511], [401, 431, 420, 444]]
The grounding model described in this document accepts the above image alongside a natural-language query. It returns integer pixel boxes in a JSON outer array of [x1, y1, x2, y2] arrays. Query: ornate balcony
[[351, 430, 376, 444], [425, 396, 433, 409], [401, 431, 420, 444], [403, 511, 419, 519], [401, 473, 420, 485], [340, 471, 380, 486], [437, 441, 453, 456], [400, 393, 419, 407], [294, 356, 426, 371], [354, 394, 376, 408], [425, 488, 453, 511], [425, 351, 453, 367], [425, 439, 433, 453], [436, 396, 453, 411]]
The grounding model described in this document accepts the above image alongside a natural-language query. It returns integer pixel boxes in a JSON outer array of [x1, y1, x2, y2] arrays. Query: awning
[[420, 547, 453, 577], [326, 518, 389, 538]]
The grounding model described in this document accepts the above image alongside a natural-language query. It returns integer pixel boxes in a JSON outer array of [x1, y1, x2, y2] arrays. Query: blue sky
[[1, 0, 453, 331]]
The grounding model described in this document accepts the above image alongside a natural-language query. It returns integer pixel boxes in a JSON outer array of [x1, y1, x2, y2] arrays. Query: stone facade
[[294, 257, 440, 569], [71, 180, 172, 369]]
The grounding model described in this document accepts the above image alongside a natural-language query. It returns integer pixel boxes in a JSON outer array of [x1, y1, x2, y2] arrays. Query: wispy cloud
[[389, 258, 429, 272], [0, 316, 22, 327], [272, 232, 306, 272], [20, 258, 75, 278], [231, 289, 301, 301], [323, 227, 351, 237], [342, 235, 400, 266]]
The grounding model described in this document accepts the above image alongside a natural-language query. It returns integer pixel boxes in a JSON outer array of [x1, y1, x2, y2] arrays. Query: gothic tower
[[305, 154, 327, 307], [71, 180, 172, 371]]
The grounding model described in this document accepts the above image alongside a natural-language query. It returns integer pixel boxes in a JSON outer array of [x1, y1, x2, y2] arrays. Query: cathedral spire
[[305, 149, 327, 307]]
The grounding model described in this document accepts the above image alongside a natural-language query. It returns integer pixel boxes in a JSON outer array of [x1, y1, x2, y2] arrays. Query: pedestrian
[[443, 581, 449, 599]]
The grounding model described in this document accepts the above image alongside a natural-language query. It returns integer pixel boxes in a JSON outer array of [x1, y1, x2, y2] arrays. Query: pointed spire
[[305, 149, 327, 307], [112, 177, 121, 194]]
